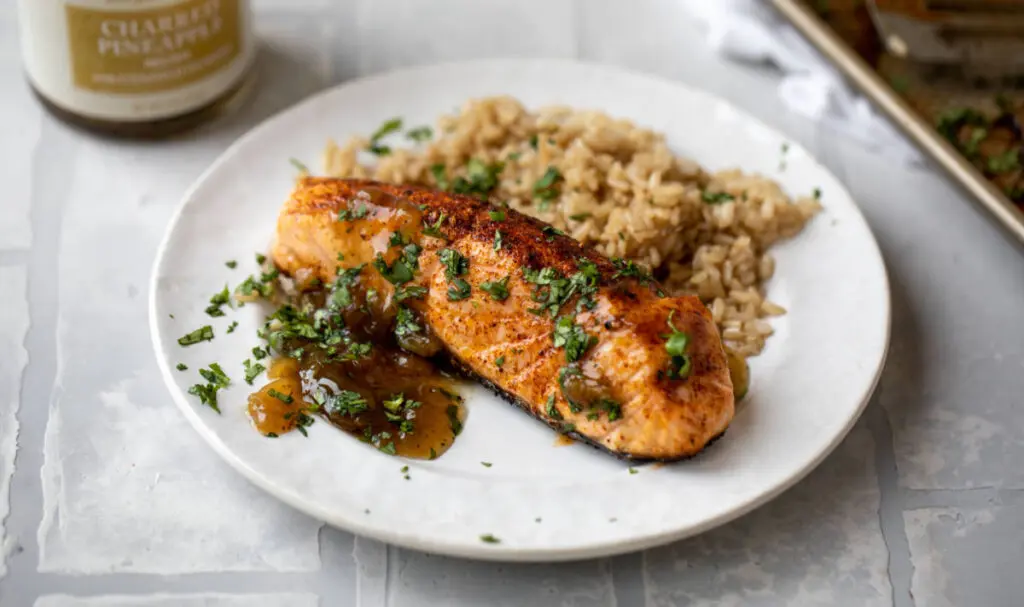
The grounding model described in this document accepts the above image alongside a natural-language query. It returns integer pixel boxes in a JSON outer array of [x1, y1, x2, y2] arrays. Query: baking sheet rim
[[771, 0, 1024, 247]]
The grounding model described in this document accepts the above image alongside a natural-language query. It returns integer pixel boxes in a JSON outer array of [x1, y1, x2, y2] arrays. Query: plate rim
[[148, 57, 892, 562]]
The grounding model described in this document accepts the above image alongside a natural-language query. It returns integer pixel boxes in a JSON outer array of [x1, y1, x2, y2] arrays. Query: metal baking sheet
[[771, 0, 1024, 247]]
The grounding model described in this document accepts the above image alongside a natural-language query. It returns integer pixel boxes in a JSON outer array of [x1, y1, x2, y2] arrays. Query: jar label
[[66, 0, 241, 95]]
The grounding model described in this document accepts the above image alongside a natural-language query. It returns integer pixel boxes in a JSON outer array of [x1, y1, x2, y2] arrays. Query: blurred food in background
[[806, 0, 1023, 205]]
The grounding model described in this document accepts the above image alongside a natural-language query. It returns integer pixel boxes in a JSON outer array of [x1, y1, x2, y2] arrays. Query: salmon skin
[[271, 177, 735, 461]]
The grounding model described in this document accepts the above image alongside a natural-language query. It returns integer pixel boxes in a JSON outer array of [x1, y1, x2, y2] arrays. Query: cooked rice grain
[[322, 96, 820, 358]]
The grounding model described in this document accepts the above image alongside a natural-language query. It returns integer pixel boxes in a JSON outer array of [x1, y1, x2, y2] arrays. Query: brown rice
[[321, 96, 820, 359]]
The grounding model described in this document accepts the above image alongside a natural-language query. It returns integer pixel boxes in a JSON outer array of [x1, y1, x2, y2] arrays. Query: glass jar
[[17, 0, 256, 138]]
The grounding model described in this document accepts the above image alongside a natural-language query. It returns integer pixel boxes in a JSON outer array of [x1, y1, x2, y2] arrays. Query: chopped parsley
[[379, 441, 397, 455], [663, 310, 692, 380], [813, 188, 822, 200], [568, 213, 591, 221], [188, 363, 230, 413], [447, 278, 471, 301], [489, 209, 506, 221], [522, 258, 600, 317], [495, 356, 505, 368], [439, 248, 469, 279], [395, 284, 428, 301], [268, 388, 293, 404], [337, 203, 369, 222], [252, 346, 268, 360], [481, 461, 492, 467], [322, 389, 369, 417], [494, 229, 503, 251], [256, 252, 267, 265], [529, 134, 539, 149], [394, 306, 421, 337], [533, 166, 562, 202], [178, 325, 214, 346], [480, 534, 500, 544], [235, 268, 278, 299], [226, 321, 238, 334], [611, 258, 663, 295], [552, 316, 597, 363], [373, 252, 415, 285], [225, 260, 237, 269], [451, 158, 504, 198], [701, 191, 734, 204], [546, 394, 562, 420], [368, 117, 402, 155], [422, 212, 447, 239], [176, 363, 187, 371], [243, 359, 266, 385], [205, 285, 231, 317], [331, 264, 365, 309], [289, 158, 309, 172], [447, 404, 463, 436], [430, 164, 449, 190], [479, 275, 510, 301], [388, 231, 406, 247], [405, 125, 433, 142]]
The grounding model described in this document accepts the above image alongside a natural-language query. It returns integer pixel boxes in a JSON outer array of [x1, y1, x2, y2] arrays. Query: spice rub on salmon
[[270, 177, 735, 461]]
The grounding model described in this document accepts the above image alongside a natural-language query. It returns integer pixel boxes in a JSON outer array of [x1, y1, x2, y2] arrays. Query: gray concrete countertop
[[1, 1, 1022, 606]]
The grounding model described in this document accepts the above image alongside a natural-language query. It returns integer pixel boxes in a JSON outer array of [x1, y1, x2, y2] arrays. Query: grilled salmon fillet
[[271, 177, 735, 461]]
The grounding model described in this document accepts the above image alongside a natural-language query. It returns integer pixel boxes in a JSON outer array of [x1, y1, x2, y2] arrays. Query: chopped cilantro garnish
[[422, 212, 447, 239], [533, 166, 562, 201], [438, 248, 469, 279], [389, 231, 406, 247], [370, 117, 402, 141], [610, 258, 661, 294], [813, 188, 822, 200], [546, 394, 562, 420], [495, 356, 505, 368], [289, 158, 308, 172], [338, 203, 369, 222], [701, 191, 735, 204], [553, 316, 597, 363], [176, 363, 187, 371], [541, 225, 565, 241], [395, 285, 428, 301], [663, 310, 692, 380], [522, 258, 600, 317], [205, 285, 231, 317], [481, 461, 492, 467], [189, 363, 230, 413], [430, 164, 449, 190], [529, 134, 539, 149], [489, 209, 506, 221], [225, 260, 237, 269], [447, 404, 463, 436], [323, 389, 369, 417], [242, 359, 265, 385], [368, 117, 402, 155], [406, 126, 433, 142], [628, 467, 638, 475], [479, 275, 510, 301], [480, 534, 500, 544], [226, 321, 238, 334], [252, 346, 268, 360], [256, 252, 267, 265], [331, 264, 365, 309], [379, 441, 397, 455], [373, 253, 415, 285], [451, 158, 504, 198], [394, 306, 421, 337], [494, 229, 503, 251], [178, 325, 214, 346], [568, 213, 591, 221], [268, 388, 293, 404], [447, 278, 471, 301]]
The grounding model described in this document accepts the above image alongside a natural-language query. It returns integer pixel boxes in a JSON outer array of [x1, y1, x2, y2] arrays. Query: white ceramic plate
[[150, 59, 889, 562]]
